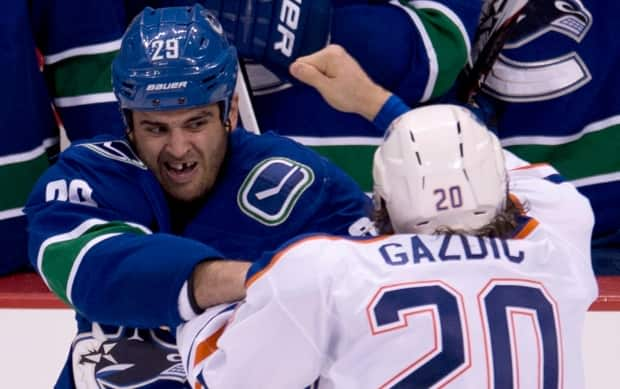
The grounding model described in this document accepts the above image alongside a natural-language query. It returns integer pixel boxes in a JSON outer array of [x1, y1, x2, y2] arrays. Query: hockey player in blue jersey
[[24, 5, 372, 388], [3, 0, 482, 276]]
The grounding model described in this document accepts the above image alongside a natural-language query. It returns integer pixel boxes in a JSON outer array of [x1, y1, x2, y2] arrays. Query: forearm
[[28, 207, 221, 328], [357, 83, 392, 123], [73, 234, 220, 327]]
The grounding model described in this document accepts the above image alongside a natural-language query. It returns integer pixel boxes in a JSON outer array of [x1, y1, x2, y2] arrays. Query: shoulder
[[245, 233, 341, 286], [47, 136, 153, 189], [506, 153, 594, 246], [246, 233, 374, 285], [231, 128, 329, 169], [27, 136, 160, 212], [62, 136, 148, 172]]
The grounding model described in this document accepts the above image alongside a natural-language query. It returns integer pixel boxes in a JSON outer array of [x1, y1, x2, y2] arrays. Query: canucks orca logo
[[505, 0, 592, 48], [238, 157, 314, 226], [483, 0, 593, 102], [73, 325, 186, 388]]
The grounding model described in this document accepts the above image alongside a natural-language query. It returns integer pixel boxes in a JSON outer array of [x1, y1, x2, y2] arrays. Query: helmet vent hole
[[474, 211, 487, 215], [152, 99, 160, 106], [409, 131, 416, 143], [201, 75, 216, 84], [415, 152, 422, 165], [178, 97, 186, 104], [459, 142, 464, 157], [463, 169, 470, 181], [457, 121, 462, 134], [416, 221, 430, 226]]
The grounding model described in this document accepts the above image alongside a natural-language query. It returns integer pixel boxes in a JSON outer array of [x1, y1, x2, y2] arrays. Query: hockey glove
[[202, 0, 332, 78]]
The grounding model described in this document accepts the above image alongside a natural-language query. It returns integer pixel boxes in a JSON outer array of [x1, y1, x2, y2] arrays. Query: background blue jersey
[[249, 0, 482, 191], [25, 128, 371, 388], [1, 0, 130, 275], [473, 0, 620, 272]]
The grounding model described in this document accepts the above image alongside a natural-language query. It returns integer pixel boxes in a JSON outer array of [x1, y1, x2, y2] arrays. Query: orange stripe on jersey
[[514, 218, 539, 239], [193, 325, 226, 367], [508, 193, 540, 239], [511, 162, 550, 171], [246, 235, 389, 287]]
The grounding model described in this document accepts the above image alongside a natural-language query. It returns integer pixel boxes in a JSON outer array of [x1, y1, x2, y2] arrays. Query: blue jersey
[[474, 0, 620, 271], [249, 0, 482, 191], [1, 2, 57, 275], [184, 130, 373, 259], [1, 0, 130, 275], [25, 128, 371, 388]]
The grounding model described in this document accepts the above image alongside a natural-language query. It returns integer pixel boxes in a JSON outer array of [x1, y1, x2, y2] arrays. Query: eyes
[[187, 119, 209, 130], [143, 118, 211, 135]]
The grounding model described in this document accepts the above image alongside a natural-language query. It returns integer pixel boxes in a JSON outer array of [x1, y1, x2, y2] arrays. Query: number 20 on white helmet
[[372, 104, 507, 234]]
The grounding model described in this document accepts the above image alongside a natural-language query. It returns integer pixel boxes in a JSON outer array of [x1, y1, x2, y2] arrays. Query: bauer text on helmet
[[111, 4, 238, 118]]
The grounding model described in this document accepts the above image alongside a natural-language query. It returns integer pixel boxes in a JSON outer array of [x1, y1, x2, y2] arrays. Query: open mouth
[[163, 161, 198, 183], [165, 161, 197, 173]]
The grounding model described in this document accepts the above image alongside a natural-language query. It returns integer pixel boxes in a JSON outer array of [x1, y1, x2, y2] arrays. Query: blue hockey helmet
[[112, 4, 238, 119]]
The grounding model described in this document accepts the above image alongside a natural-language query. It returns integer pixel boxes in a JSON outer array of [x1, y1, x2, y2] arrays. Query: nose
[[166, 128, 191, 158]]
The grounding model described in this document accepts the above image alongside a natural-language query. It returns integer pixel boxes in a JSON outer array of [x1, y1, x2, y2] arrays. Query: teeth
[[167, 162, 195, 172]]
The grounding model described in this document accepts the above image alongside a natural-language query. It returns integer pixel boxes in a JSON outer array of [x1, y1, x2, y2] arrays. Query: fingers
[[294, 44, 348, 74], [289, 44, 350, 88], [289, 61, 330, 91], [294, 45, 334, 72]]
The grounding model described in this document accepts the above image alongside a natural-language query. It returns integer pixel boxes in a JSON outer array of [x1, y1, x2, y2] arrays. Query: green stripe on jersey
[[506, 124, 620, 180], [47, 51, 118, 98], [310, 145, 377, 192], [416, 7, 469, 98], [0, 153, 50, 211], [40, 222, 148, 306]]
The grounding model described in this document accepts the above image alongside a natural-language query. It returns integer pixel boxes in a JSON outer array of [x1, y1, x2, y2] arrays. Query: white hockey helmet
[[372, 104, 507, 234]]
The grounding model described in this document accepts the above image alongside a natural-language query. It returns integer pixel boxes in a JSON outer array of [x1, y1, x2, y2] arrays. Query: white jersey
[[177, 153, 597, 389]]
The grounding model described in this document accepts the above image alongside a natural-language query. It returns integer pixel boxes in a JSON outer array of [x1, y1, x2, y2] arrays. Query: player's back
[[252, 157, 597, 388], [283, 230, 596, 388]]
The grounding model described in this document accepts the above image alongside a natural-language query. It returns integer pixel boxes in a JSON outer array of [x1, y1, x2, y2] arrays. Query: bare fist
[[289, 45, 391, 122]]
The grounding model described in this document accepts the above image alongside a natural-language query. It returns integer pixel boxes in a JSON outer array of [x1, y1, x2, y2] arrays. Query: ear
[[227, 93, 240, 131]]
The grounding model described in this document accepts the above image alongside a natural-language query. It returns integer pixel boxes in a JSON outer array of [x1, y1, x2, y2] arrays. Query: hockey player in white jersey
[[177, 46, 598, 389]]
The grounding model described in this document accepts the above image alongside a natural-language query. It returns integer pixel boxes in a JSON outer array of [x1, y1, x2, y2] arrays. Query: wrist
[[360, 85, 391, 122], [372, 94, 411, 132], [191, 260, 251, 309]]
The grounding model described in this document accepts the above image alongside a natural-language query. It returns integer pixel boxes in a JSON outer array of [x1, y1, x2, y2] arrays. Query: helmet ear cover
[[112, 4, 238, 118], [372, 104, 507, 234]]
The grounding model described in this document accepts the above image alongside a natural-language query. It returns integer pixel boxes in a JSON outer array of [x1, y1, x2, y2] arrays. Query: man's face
[[129, 103, 233, 202]]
